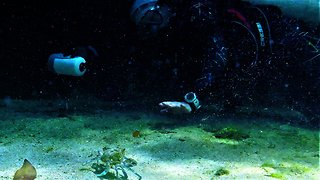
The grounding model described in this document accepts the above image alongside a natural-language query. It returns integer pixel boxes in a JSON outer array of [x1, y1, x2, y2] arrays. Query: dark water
[[0, 1, 319, 126]]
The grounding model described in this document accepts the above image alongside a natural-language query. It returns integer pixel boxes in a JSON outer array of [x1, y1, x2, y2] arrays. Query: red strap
[[227, 8, 251, 29]]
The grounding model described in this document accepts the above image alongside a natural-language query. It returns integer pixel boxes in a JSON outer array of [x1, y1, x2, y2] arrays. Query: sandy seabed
[[0, 99, 319, 180]]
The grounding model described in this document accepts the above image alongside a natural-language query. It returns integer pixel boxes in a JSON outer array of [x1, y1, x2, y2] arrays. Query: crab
[[88, 148, 142, 180]]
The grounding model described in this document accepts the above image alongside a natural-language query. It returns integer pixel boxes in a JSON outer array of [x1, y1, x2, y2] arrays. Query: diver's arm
[[243, 0, 320, 24]]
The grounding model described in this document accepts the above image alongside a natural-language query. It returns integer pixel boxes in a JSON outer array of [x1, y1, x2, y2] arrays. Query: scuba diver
[[48, 0, 319, 114], [130, 0, 320, 114]]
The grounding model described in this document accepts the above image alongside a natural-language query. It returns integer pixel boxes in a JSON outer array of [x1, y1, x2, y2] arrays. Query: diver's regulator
[[184, 92, 201, 112]]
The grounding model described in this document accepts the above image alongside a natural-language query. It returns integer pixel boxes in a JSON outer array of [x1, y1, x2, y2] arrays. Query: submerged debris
[[13, 159, 37, 180], [132, 130, 141, 138]]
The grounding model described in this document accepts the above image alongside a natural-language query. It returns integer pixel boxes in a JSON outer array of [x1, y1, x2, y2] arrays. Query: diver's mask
[[130, 0, 171, 34]]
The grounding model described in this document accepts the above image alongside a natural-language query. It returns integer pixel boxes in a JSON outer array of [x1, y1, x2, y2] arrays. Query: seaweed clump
[[261, 161, 312, 179], [213, 127, 249, 140], [214, 167, 230, 176]]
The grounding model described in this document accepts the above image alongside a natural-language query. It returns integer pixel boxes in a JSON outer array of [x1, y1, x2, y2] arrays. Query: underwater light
[[184, 92, 201, 112], [48, 53, 86, 76]]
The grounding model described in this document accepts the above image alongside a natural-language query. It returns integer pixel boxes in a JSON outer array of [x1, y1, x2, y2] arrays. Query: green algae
[[261, 162, 276, 168], [262, 161, 312, 179], [44, 146, 54, 153], [213, 127, 249, 140], [268, 173, 285, 179], [214, 167, 230, 176]]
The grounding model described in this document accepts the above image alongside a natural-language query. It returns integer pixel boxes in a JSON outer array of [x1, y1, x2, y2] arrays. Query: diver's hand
[[159, 101, 192, 114]]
